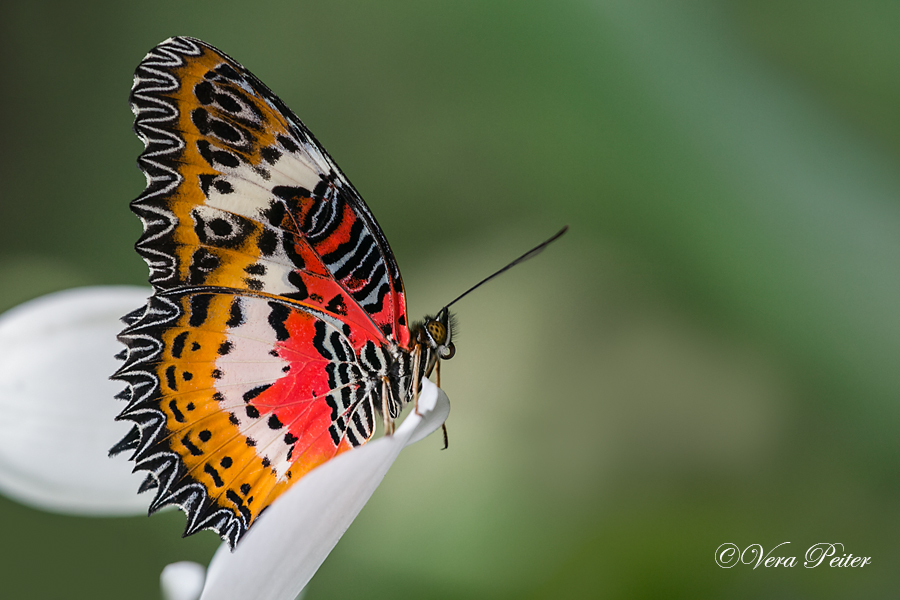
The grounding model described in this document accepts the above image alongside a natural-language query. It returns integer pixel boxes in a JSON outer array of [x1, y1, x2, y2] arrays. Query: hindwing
[[113, 289, 394, 546]]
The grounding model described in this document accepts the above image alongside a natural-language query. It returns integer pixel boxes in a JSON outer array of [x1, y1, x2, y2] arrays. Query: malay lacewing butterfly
[[111, 37, 566, 547]]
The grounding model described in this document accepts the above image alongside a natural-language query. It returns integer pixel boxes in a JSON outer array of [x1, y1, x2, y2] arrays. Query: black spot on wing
[[325, 394, 339, 421], [261, 146, 281, 164], [267, 302, 290, 342], [168, 399, 185, 423], [214, 179, 234, 194], [165, 365, 178, 391], [204, 464, 224, 487], [257, 229, 278, 256], [325, 294, 347, 316], [277, 134, 299, 153], [195, 80, 215, 105], [171, 331, 189, 358], [226, 298, 244, 327], [262, 201, 285, 227], [208, 218, 233, 237], [243, 384, 272, 403], [189, 294, 213, 327], [197, 140, 240, 169], [182, 434, 203, 456]]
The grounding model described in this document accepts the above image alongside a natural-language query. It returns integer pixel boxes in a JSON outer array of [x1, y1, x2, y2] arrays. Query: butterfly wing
[[114, 37, 410, 546], [114, 290, 392, 546], [129, 36, 409, 346]]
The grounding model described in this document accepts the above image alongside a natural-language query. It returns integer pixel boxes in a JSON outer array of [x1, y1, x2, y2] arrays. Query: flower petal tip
[[161, 561, 206, 600]]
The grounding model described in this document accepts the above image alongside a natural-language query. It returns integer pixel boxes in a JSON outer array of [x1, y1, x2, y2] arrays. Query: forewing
[[112, 290, 383, 547], [130, 36, 409, 346]]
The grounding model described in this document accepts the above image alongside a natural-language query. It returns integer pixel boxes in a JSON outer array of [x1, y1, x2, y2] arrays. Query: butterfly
[[111, 36, 565, 548]]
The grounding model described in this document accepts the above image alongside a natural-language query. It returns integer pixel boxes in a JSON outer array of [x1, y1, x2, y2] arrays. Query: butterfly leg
[[381, 378, 394, 436], [412, 345, 422, 416]]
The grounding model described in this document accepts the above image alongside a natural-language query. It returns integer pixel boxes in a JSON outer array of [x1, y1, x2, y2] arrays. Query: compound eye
[[440, 342, 456, 360], [427, 320, 447, 345]]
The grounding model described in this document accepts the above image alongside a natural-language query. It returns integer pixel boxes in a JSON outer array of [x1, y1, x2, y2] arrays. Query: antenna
[[443, 226, 568, 310]]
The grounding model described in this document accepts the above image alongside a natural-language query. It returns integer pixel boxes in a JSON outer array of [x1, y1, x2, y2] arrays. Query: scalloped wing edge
[[111, 293, 249, 548]]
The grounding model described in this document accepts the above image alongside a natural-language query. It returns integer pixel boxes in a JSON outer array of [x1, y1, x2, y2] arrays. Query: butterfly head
[[417, 307, 456, 361]]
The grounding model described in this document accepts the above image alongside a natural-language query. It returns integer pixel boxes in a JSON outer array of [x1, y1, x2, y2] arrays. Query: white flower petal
[[0, 286, 152, 514], [161, 561, 206, 600], [200, 379, 450, 600]]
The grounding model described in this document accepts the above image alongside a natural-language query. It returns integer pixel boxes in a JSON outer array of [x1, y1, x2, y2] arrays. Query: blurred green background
[[2, 0, 899, 598]]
